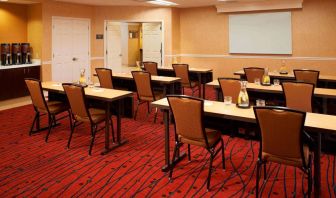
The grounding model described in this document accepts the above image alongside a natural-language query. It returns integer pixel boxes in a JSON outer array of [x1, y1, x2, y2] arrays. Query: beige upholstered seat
[[143, 62, 158, 76], [282, 82, 314, 112], [25, 78, 70, 142], [244, 67, 265, 83], [63, 83, 111, 155], [132, 71, 163, 122], [172, 64, 198, 96], [167, 95, 225, 191], [96, 68, 114, 89], [294, 69, 319, 86], [253, 106, 313, 197], [218, 78, 241, 103]]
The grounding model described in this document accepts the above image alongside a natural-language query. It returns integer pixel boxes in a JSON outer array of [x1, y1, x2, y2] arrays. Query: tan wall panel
[[27, 4, 42, 59], [0, 3, 27, 44]]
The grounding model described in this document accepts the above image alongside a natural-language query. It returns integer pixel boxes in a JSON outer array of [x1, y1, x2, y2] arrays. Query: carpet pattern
[[0, 89, 335, 197]]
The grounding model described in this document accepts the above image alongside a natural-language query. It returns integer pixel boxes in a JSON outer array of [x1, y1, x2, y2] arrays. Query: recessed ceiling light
[[0, 0, 9, 2], [147, 0, 177, 6]]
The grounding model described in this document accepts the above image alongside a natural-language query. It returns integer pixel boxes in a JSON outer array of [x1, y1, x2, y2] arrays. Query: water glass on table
[[224, 96, 232, 105], [256, 99, 266, 107], [254, 78, 261, 85], [273, 79, 280, 86]]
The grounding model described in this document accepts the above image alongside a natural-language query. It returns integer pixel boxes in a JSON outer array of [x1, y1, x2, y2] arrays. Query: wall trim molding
[[165, 54, 336, 61]]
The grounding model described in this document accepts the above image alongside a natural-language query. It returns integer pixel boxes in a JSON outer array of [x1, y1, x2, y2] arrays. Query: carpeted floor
[[0, 89, 335, 197]]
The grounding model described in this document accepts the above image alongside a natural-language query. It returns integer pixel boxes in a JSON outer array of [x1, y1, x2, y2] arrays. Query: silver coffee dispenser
[[21, 43, 32, 64], [12, 43, 22, 65]]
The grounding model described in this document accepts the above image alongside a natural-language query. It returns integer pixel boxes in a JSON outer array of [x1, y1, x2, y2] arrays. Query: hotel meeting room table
[[94, 72, 182, 96], [151, 98, 336, 197], [234, 69, 336, 83], [206, 80, 336, 114], [155, 66, 213, 99], [42, 81, 133, 155]]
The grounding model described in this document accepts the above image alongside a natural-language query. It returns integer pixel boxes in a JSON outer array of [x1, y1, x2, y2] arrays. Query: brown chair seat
[[75, 108, 106, 124], [139, 90, 164, 102], [262, 145, 310, 167], [179, 129, 221, 148], [40, 101, 68, 114]]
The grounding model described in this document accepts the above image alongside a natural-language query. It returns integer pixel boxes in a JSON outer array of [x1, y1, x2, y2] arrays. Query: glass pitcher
[[262, 68, 271, 85], [79, 68, 86, 85], [238, 81, 249, 107]]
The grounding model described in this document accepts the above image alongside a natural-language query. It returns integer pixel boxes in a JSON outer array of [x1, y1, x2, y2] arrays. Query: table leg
[[101, 102, 111, 155], [314, 133, 321, 197], [197, 73, 202, 98], [161, 109, 187, 172], [111, 100, 128, 147], [322, 98, 328, 114]]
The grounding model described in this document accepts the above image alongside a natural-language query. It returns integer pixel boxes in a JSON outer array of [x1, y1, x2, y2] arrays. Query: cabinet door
[[27, 66, 41, 80], [11, 68, 26, 98]]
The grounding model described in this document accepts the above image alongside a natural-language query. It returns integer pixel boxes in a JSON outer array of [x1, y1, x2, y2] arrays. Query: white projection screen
[[229, 12, 292, 55]]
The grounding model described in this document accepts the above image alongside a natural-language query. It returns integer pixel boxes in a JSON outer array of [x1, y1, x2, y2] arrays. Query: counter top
[[0, 60, 41, 70]]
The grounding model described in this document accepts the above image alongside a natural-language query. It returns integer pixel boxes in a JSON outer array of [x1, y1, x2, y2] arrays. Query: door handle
[[72, 57, 78, 61]]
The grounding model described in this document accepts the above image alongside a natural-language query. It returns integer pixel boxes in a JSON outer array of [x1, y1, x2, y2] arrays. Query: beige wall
[[27, 4, 42, 60], [178, 0, 336, 78]]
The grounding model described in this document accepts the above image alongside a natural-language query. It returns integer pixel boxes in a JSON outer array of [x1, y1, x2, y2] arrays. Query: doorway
[[105, 21, 163, 72], [52, 17, 90, 82]]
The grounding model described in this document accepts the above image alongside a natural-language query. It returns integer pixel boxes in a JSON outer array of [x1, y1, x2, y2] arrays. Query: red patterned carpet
[[0, 90, 335, 197]]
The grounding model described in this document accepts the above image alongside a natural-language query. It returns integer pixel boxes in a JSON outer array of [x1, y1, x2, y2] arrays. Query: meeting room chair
[[244, 67, 265, 83], [167, 95, 225, 191], [172, 64, 198, 96], [95, 68, 114, 89], [143, 62, 158, 76], [95, 68, 116, 142], [132, 71, 163, 123], [254, 106, 313, 197], [218, 78, 241, 103], [62, 83, 111, 155], [25, 78, 70, 142], [293, 69, 320, 86], [282, 81, 314, 112]]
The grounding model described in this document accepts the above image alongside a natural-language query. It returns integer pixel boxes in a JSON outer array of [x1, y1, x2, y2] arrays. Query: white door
[[142, 23, 162, 67], [52, 18, 90, 82], [106, 22, 122, 72]]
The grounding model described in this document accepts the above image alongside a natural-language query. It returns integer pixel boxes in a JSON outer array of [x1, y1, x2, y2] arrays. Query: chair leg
[[29, 112, 39, 136], [45, 115, 54, 142], [188, 144, 191, 161], [256, 160, 261, 198], [110, 117, 115, 143], [88, 125, 97, 156], [134, 101, 140, 120], [221, 139, 225, 169], [263, 163, 267, 181], [67, 114, 75, 149], [169, 142, 180, 180], [154, 107, 158, 123], [307, 168, 312, 198], [207, 151, 214, 191], [147, 102, 150, 114]]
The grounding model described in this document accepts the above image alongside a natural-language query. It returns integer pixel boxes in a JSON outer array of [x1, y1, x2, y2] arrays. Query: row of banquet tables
[[41, 67, 335, 197]]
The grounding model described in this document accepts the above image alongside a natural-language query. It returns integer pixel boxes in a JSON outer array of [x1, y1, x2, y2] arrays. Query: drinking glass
[[224, 96, 232, 105], [256, 99, 266, 107], [87, 77, 94, 88], [254, 78, 261, 85], [273, 79, 280, 86]]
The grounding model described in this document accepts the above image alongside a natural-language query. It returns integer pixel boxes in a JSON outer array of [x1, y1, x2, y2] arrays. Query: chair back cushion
[[62, 84, 89, 118], [168, 96, 206, 145], [254, 107, 306, 166], [96, 68, 113, 89], [244, 67, 264, 83], [294, 69, 319, 86], [143, 62, 158, 76], [25, 79, 47, 111], [218, 78, 241, 103], [132, 71, 154, 101], [173, 64, 190, 86], [282, 82, 314, 112]]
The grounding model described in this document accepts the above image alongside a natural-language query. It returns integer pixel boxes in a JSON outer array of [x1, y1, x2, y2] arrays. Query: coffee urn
[[21, 43, 32, 64], [12, 43, 22, 65], [1, 43, 11, 66]]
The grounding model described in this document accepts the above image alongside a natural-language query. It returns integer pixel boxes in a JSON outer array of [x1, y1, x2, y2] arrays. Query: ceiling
[[2, 0, 268, 8]]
